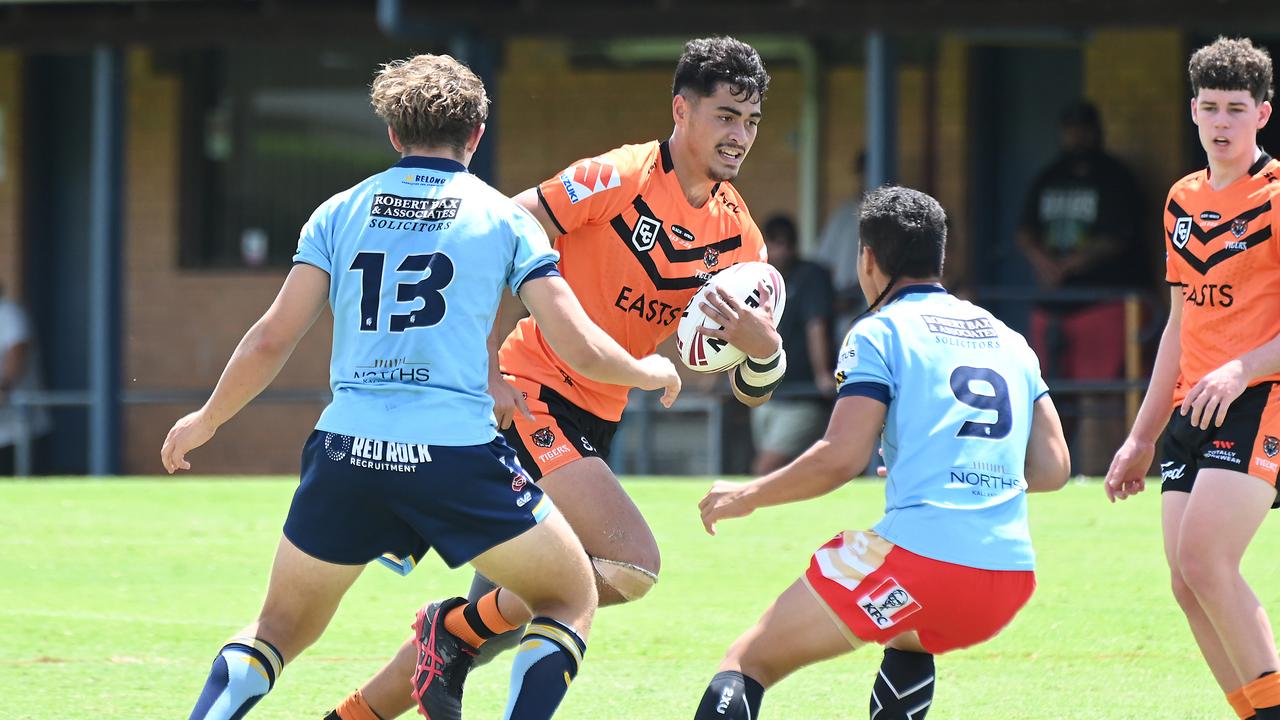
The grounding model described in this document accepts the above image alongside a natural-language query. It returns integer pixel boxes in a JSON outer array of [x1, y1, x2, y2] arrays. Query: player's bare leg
[[341, 456, 655, 719], [537, 457, 661, 605], [1177, 469, 1280, 716], [191, 536, 364, 719], [693, 579, 859, 719], [1162, 490, 1242, 692], [458, 507, 597, 719], [752, 451, 792, 476]]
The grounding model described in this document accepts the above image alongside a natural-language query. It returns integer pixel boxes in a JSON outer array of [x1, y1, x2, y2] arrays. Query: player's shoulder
[[1166, 168, 1209, 199], [584, 140, 661, 180]]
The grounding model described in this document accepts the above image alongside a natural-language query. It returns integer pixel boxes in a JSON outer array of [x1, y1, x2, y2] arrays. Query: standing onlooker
[[816, 151, 867, 336], [1016, 101, 1147, 473], [751, 215, 836, 475], [0, 286, 50, 476], [1106, 36, 1280, 720]]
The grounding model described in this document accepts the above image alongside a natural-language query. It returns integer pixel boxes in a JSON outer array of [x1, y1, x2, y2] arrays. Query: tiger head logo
[[703, 247, 720, 268], [1264, 435, 1279, 458], [531, 427, 556, 449], [1231, 218, 1249, 238]]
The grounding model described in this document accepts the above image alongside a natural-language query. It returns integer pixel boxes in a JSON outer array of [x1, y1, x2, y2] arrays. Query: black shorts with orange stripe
[[502, 375, 619, 480], [1160, 381, 1280, 508]]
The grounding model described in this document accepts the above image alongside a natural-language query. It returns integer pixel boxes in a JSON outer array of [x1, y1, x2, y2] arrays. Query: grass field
[[3, 477, 1277, 719]]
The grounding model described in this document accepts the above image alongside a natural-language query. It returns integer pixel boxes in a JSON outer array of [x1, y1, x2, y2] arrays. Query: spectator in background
[[0, 286, 50, 476], [1016, 101, 1147, 474], [816, 151, 867, 336], [751, 215, 836, 475]]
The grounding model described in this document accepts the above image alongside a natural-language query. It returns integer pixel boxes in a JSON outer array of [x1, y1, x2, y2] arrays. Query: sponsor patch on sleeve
[[558, 158, 622, 204]]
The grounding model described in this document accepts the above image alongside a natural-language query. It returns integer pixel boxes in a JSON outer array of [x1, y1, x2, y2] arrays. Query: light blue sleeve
[[506, 203, 561, 294], [1021, 338, 1050, 400], [293, 200, 334, 273], [834, 319, 894, 403]]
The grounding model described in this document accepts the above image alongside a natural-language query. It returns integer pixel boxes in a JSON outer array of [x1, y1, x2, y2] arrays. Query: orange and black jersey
[[1164, 153, 1280, 406], [500, 140, 766, 421]]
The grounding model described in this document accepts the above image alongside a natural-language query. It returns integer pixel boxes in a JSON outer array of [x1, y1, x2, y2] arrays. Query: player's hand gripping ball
[[676, 261, 786, 373]]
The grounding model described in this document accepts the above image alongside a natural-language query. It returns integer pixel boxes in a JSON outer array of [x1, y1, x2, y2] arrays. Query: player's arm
[[519, 275, 680, 405], [699, 394, 883, 534], [161, 264, 330, 473], [1024, 394, 1071, 493], [513, 188, 563, 240], [487, 293, 534, 430], [703, 282, 784, 408], [1105, 285, 1183, 500], [1181, 321, 1280, 430]]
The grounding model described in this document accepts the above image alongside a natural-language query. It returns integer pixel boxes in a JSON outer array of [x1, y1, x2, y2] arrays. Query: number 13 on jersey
[[349, 251, 455, 333]]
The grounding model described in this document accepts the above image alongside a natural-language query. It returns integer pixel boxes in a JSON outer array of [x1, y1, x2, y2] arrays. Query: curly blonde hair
[[370, 54, 489, 154]]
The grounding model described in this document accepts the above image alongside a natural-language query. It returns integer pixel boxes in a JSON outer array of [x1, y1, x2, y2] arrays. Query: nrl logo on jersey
[[632, 216, 662, 252], [559, 158, 622, 204], [1172, 216, 1193, 249]]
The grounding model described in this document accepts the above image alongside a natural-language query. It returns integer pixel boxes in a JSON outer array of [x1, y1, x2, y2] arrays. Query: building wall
[[0, 51, 21, 298], [121, 49, 329, 475], [96, 32, 1185, 474], [1085, 28, 1188, 263]]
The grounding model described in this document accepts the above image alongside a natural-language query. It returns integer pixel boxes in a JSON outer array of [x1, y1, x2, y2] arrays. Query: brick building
[[1, 1, 1277, 474]]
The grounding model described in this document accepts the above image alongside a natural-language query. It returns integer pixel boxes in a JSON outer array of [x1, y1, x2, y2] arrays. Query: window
[[178, 44, 419, 268]]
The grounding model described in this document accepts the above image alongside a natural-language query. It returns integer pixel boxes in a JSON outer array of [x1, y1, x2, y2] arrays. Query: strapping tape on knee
[[591, 557, 658, 601]]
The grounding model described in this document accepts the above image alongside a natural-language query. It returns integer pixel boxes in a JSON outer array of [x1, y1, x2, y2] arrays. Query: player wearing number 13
[[160, 53, 680, 720], [694, 187, 1070, 720]]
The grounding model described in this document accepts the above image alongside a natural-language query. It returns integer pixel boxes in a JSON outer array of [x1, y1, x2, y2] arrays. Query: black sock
[[870, 648, 934, 719], [694, 670, 765, 719], [466, 572, 524, 667]]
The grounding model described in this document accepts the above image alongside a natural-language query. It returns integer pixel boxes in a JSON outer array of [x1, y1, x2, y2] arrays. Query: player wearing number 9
[[160, 53, 679, 720], [694, 186, 1070, 720]]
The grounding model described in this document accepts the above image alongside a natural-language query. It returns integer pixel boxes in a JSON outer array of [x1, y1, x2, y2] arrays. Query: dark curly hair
[[672, 36, 770, 104], [1189, 36, 1274, 103], [858, 186, 947, 312]]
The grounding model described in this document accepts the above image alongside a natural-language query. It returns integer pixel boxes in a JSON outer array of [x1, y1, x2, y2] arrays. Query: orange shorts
[[804, 531, 1036, 654], [501, 374, 619, 480]]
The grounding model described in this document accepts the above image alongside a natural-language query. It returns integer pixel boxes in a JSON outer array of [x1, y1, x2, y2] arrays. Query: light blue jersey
[[293, 156, 559, 446], [835, 285, 1049, 570]]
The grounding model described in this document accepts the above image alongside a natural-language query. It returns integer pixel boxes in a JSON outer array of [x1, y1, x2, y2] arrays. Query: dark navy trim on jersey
[[536, 186, 568, 236], [839, 381, 891, 404], [393, 156, 468, 173], [292, 260, 329, 272], [659, 140, 674, 173], [513, 262, 562, 293], [1248, 151, 1273, 176], [887, 284, 947, 304], [1034, 389, 1050, 402]]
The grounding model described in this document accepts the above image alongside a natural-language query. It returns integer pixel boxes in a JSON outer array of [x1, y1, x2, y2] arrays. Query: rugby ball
[[676, 261, 786, 373]]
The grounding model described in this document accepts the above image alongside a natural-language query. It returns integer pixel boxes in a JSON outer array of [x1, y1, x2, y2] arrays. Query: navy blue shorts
[[283, 431, 550, 569]]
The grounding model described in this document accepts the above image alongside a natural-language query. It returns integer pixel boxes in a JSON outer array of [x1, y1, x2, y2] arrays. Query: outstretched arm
[[161, 264, 330, 473], [699, 394, 883, 534], [518, 275, 681, 406]]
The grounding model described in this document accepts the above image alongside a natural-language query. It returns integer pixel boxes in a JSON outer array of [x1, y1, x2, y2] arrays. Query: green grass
[[2, 478, 1277, 719]]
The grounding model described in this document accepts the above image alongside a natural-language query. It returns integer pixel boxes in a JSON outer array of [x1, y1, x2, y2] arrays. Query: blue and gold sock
[[502, 618, 586, 720], [189, 636, 284, 720]]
